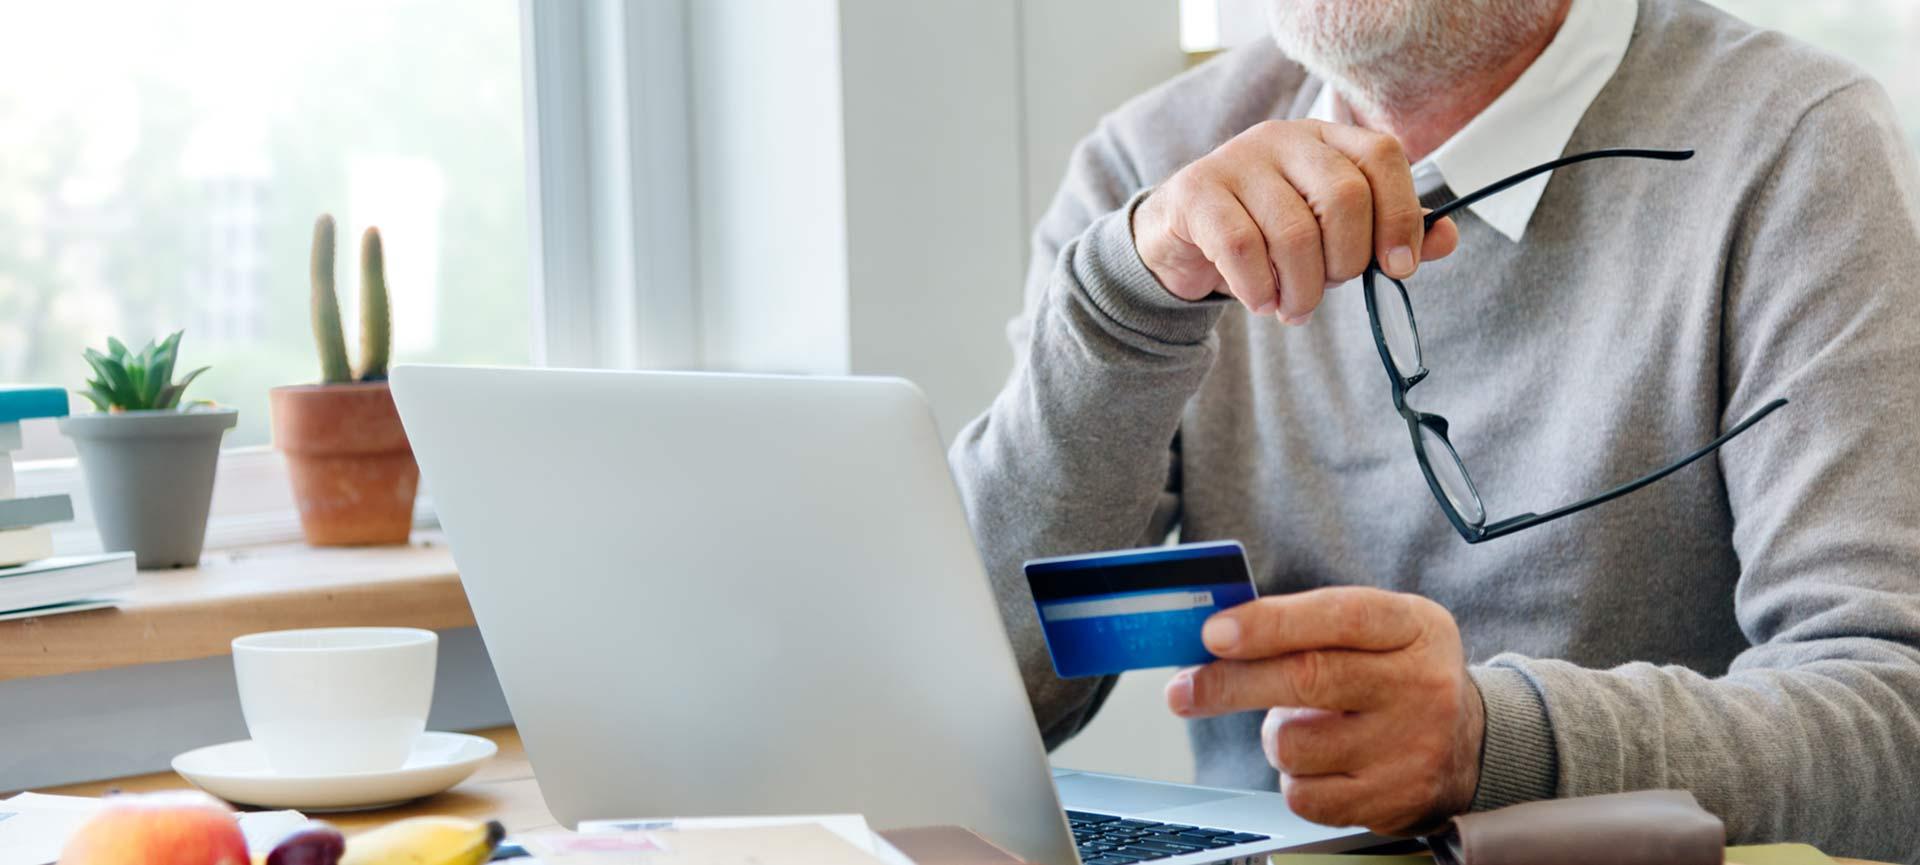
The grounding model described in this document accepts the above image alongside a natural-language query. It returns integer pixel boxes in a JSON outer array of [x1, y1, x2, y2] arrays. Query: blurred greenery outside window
[[0, 0, 528, 459]]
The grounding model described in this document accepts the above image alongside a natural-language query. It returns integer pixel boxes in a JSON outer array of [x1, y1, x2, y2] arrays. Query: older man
[[950, 0, 1920, 859]]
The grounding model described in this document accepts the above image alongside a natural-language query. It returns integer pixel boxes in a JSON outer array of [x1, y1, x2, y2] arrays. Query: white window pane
[[0, 0, 529, 456], [1182, 0, 1271, 53], [1180, 0, 1223, 53]]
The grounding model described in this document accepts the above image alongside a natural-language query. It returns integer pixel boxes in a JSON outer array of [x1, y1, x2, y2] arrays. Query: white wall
[[686, 0, 1200, 784], [837, 0, 1028, 436], [1019, 1, 1188, 226], [689, 0, 1191, 441], [691, 0, 851, 375]]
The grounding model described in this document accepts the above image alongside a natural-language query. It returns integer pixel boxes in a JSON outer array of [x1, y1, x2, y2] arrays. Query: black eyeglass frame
[[1361, 147, 1790, 543]]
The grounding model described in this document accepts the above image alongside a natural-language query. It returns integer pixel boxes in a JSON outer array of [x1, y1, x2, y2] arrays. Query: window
[[1178, 0, 1268, 56], [0, 0, 530, 462]]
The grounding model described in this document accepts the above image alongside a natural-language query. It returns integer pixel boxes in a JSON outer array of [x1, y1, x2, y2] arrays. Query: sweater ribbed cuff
[[1468, 665, 1559, 812], [1074, 188, 1229, 345]]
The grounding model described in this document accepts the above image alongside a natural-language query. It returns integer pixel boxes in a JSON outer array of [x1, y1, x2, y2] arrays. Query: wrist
[[1073, 189, 1227, 345], [1453, 667, 1488, 814], [1466, 665, 1559, 812]]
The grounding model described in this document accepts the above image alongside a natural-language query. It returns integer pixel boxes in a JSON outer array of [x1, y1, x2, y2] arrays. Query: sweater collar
[[1303, 0, 1637, 242]]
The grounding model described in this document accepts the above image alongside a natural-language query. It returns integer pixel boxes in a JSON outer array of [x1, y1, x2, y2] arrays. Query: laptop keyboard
[[1065, 810, 1271, 863]]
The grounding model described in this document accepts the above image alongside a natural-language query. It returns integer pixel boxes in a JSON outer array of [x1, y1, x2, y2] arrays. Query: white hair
[[1267, 0, 1566, 116]]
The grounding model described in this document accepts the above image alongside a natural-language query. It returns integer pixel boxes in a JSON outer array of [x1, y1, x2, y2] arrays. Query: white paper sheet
[[576, 814, 916, 865]]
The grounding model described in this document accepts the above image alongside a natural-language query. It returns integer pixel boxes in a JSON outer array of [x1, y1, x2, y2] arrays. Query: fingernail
[[1253, 300, 1277, 316], [1202, 616, 1240, 652], [1387, 245, 1416, 277], [1288, 311, 1313, 327], [1167, 671, 1195, 714]]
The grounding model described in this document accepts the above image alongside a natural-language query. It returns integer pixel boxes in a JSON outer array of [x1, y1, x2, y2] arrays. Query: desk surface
[[41, 726, 1887, 865], [42, 726, 1020, 863], [0, 535, 468, 682]]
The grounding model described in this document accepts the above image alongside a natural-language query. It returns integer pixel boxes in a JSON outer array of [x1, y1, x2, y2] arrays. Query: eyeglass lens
[[1417, 422, 1486, 526], [1372, 277, 1423, 379]]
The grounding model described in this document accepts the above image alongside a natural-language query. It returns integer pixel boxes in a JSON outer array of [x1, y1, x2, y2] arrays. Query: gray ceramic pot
[[58, 408, 238, 569]]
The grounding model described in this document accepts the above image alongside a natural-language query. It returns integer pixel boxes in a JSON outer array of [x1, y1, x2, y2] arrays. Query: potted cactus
[[59, 332, 237, 568], [269, 214, 419, 546]]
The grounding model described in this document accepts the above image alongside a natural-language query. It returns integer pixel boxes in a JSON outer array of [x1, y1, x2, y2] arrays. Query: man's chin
[[1265, 0, 1565, 113], [1265, 0, 1430, 69]]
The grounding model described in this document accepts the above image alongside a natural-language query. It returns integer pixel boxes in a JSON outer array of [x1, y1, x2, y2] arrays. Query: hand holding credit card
[[1023, 541, 1258, 678]]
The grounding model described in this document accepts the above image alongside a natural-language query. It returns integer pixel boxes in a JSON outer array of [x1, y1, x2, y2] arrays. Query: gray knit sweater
[[948, 1, 1920, 860]]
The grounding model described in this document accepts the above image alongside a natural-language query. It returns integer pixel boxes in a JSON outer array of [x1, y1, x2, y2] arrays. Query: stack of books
[[0, 386, 135, 621]]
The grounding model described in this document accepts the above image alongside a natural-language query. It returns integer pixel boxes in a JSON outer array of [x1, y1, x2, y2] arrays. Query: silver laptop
[[392, 366, 1375, 865]]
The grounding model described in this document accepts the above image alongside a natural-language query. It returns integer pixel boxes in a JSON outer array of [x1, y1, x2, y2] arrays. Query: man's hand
[[1133, 120, 1460, 324], [1164, 587, 1484, 836]]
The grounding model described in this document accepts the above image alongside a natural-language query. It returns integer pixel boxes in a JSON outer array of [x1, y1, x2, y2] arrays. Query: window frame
[[520, 0, 699, 370], [14, 446, 431, 554]]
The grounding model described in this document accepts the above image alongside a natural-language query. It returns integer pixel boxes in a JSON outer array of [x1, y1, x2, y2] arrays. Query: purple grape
[[266, 825, 347, 865]]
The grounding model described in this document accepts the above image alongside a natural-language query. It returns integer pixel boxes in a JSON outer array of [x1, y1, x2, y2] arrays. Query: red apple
[[59, 791, 249, 865]]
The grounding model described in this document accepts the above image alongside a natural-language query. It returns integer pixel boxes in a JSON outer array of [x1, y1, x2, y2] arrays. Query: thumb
[[1420, 214, 1459, 262]]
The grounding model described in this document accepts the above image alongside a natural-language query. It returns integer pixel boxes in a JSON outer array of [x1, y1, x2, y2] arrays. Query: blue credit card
[[1023, 541, 1258, 679]]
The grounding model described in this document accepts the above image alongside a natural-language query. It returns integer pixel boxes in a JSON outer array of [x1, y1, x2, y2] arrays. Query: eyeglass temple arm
[[1474, 397, 1789, 542], [1424, 148, 1695, 229]]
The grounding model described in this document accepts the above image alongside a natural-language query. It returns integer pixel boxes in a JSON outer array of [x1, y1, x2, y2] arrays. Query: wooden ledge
[[0, 534, 470, 682]]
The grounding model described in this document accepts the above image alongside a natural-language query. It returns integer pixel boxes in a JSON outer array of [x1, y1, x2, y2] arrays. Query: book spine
[[0, 455, 13, 500], [0, 494, 75, 530], [0, 421, 21, 452], [0, 525, 55, 568], [0, 387, 70, 424]]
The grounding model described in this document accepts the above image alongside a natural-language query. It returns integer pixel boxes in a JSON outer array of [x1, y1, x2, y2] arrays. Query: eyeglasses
[[1363, 147, 1789, 544]]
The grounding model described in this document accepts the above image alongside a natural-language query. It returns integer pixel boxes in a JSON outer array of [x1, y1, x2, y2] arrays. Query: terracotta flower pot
[[269, 382, 418, 546]]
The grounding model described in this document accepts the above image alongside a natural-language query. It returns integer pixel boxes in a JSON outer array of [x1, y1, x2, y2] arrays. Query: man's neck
[[1346, 0, 1573, 163]]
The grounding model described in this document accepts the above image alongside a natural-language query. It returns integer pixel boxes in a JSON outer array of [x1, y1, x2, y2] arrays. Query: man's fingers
[[1285, 768, 1454, 836], [1171, 647, 1412, 716], [1282, 771, 1414, 834], [1263, 707, 1378, 776], [1228, 169, 1322, 322], [1315, 124, 1423, 279], [1202, 586, 1429, 660], [1184, 186, 1279, 313], [1273, 137, 1374, 293]]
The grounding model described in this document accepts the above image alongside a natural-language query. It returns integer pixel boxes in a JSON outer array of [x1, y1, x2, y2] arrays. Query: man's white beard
[[1267, 0, 1563, 116]]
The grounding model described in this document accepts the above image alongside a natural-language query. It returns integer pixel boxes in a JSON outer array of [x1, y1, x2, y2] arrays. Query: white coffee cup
[[232, 627, 438, 776]]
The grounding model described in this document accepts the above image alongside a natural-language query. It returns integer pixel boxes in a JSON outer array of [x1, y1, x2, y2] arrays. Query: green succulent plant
[[309, 213, 393, 384], [79, 331, 210, 412]]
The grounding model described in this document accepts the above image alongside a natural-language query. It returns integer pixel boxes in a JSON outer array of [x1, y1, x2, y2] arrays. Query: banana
[[339, 816, 505, 865]]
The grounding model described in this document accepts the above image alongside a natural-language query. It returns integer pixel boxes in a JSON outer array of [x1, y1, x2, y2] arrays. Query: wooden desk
[[0, 536, 468, 682], [41, 727, 1023, 863], [41, 726, 1888, 865]]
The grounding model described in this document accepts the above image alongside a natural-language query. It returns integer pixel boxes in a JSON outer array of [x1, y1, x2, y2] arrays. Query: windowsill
[[0, 532, 467, 682]]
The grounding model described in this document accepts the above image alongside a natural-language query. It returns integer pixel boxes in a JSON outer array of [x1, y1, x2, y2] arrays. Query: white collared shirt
[[1306, 0, 1638, 241]]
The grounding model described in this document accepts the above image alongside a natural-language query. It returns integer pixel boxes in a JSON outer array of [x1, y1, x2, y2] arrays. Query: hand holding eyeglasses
[[1132, 119, 1461, 324], [1147, 136, 1784, 543]]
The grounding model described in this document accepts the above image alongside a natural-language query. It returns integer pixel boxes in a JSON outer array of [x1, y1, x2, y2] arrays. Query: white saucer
[[172, 731, 498, 812]]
